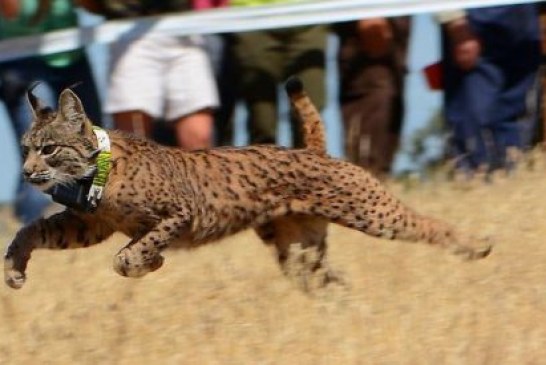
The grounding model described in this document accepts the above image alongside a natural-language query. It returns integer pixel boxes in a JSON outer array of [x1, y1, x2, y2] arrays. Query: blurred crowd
[[1, 0, 545, 223]]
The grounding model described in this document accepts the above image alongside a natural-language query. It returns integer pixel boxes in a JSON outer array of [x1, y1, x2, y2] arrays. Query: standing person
[[230, 0, 328, 147], [0, 0, 102, 224], [78, 0, 219, 150], [191, 0, 235, 146], [437, 5, 541, 174], [334, 17, 411, 178]]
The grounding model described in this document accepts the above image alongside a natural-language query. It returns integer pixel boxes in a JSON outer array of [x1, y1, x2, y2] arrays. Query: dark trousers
[[212, 34, 239, 146], [336, 17, 411, 177], [443, 5, 541, 170]]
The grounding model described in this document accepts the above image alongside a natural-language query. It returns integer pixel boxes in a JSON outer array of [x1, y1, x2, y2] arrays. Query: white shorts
[[106, 34, 219, 121]]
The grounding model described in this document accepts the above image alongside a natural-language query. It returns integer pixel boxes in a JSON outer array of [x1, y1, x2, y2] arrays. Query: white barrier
[[0, 0, 540, 62]]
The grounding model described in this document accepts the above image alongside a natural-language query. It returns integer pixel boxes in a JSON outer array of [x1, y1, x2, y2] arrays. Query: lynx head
[[21, 86, 98, 191]]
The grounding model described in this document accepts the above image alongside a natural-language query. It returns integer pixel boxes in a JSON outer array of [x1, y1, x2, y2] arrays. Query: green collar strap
[[88, 127, 112, 209]]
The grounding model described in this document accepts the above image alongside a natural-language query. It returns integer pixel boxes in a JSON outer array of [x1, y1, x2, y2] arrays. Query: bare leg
[[112, 111, 154, 138], [4, 211, 114, 289], [174, 109, 214, 150]]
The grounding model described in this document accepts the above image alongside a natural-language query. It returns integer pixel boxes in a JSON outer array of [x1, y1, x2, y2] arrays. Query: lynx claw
[[473, 244, 493, 259], [4, 259, 26, 289], [454, 244, 493, 261]]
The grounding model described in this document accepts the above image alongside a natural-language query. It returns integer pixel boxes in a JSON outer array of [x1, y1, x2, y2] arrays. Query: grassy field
[[1, 155, 546, 365]]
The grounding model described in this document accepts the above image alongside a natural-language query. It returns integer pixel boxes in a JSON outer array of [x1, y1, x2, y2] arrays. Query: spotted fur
[[4, 80, 492, 291], [285, 76, 326, 155]]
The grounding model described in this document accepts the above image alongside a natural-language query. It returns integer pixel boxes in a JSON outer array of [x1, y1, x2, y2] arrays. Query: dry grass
[[2, 153, 546, 365]]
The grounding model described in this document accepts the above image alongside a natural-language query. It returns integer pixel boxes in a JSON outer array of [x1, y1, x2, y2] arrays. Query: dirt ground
[[1, 154, 546, 365]]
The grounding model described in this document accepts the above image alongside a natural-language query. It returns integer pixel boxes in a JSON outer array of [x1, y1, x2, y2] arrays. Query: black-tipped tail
[[284, 75, 327, 155], [284, 76, 304, 96]]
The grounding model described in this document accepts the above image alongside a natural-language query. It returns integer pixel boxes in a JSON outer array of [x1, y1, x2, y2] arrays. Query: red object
[[423, 61, 443, 90], [192, 0, 229, 9]]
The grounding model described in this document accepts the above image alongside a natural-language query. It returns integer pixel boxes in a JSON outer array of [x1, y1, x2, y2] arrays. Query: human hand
[[446, 17, 481, 71], [356, 18, 394, 58]]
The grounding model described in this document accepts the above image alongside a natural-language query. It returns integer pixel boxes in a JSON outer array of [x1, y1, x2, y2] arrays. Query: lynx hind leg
[[297, 162, 493, 260], [336, 202, 493, 261], [256, 215, 344, 292], [386, 214, 493, 261]]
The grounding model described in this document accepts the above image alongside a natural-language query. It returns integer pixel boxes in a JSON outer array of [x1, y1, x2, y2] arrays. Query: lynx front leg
[[113, 216, 188, 278], [4, 211, 114, 289]]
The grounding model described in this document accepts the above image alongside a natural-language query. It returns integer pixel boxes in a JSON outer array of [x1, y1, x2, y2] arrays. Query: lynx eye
[[41, 145, 58, 156]]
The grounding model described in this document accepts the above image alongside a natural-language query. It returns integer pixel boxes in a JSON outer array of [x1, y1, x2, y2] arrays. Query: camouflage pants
[[232, 25, 327, 147]]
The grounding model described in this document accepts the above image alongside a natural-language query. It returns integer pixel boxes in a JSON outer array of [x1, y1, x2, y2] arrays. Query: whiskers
[[49, 163, 97, 187], [50, 170, 78, 187], [26, 170, 56, 191]]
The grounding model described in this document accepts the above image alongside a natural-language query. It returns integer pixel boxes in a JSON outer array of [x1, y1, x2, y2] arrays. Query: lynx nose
[[22, 169, 33, 180]]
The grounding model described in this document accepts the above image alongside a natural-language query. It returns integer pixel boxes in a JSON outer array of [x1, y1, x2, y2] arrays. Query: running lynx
[[4, 78, 491, 291]]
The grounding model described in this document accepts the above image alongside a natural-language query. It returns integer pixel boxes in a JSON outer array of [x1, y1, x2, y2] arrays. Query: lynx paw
[[113, 251, 164, 278], [455, 244, 493, 260], [451, 235, 493, 261], [4, 258, 26, 289]]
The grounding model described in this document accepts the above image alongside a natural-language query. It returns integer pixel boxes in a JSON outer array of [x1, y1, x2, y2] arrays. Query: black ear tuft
[[284, 76, 304, 96], [28, 81, 41, 90], [66, 81, 83, 90], [26, 82, 48, 115]]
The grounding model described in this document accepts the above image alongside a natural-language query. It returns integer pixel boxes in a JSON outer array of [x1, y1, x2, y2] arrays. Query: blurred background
[[2, 2, 546, 364], [0, 4, 447, 203]]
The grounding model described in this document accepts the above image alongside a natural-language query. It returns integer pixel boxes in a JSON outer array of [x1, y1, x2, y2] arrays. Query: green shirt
[[0, 0, 81, 67]]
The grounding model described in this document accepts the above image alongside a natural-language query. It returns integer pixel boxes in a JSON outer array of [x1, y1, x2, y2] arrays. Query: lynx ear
[[26, 82, 48, 118], [58, 88, 93, 135]]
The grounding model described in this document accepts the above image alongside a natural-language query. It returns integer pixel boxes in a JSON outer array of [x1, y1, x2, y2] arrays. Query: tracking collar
[[46, 127, 112, 212], [87, 127, 112, 209]]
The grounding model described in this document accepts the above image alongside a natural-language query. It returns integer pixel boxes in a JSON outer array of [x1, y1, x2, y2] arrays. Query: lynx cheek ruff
[[46, 127, 111, 212]]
